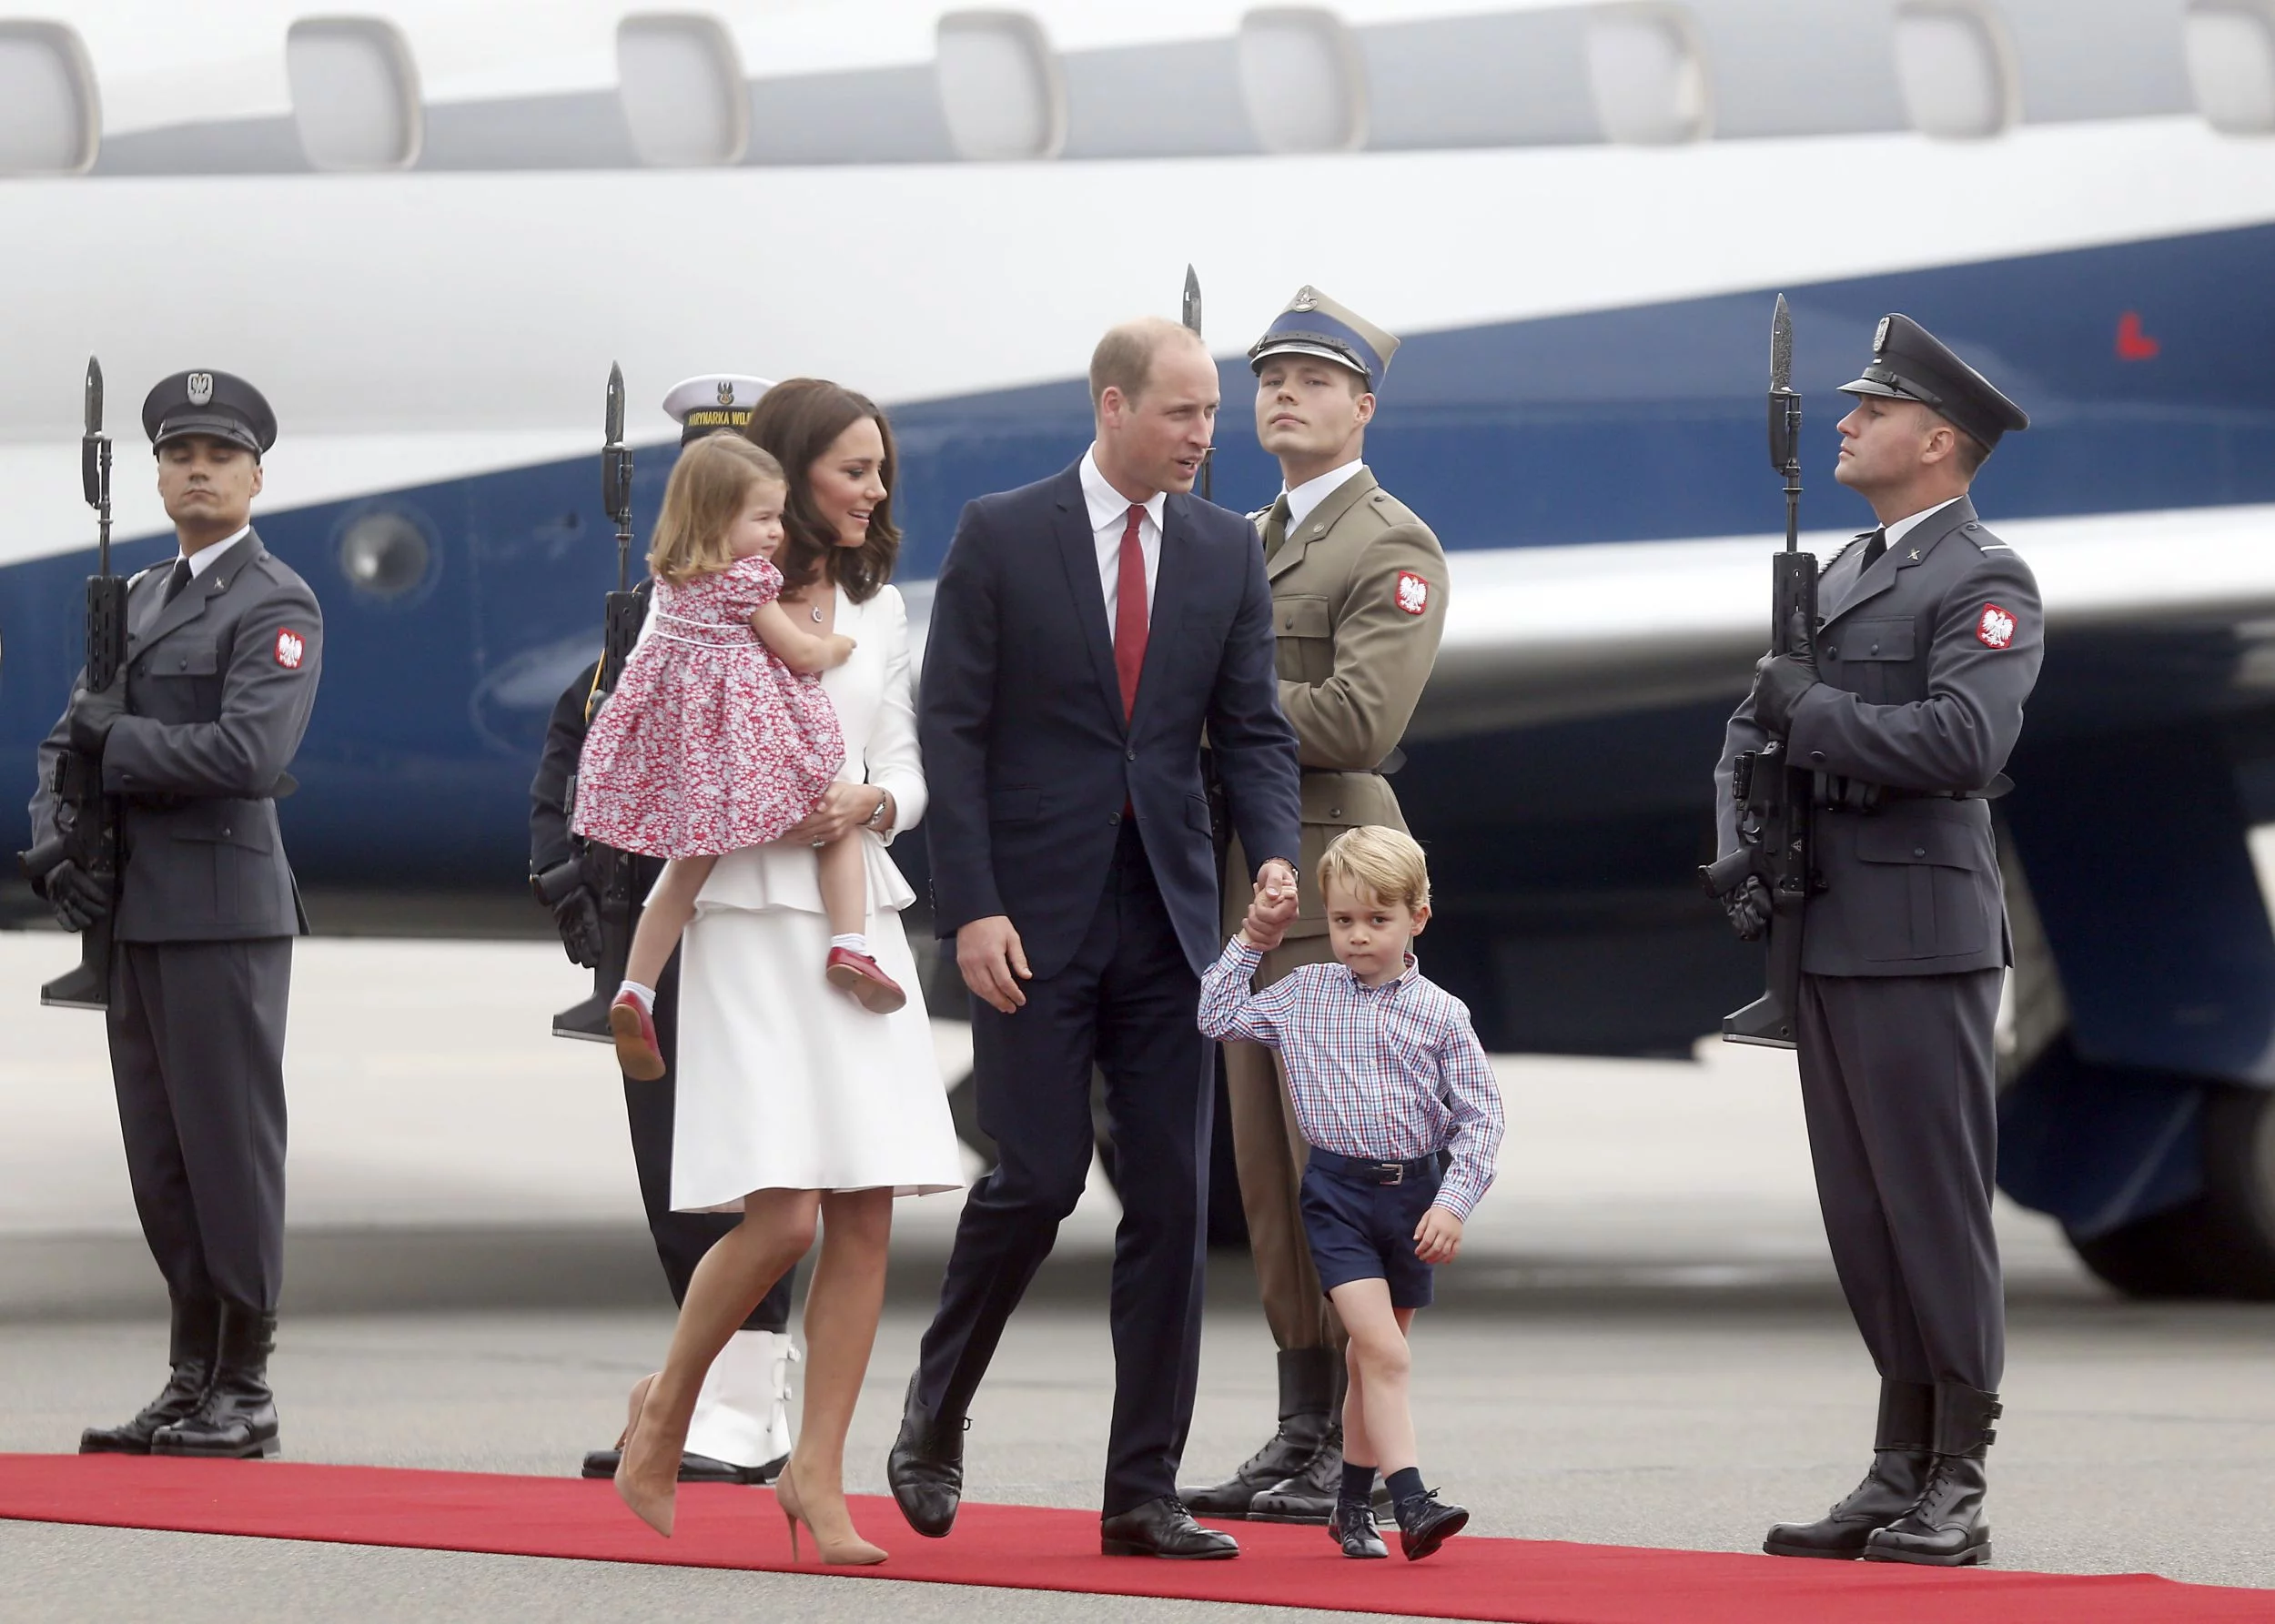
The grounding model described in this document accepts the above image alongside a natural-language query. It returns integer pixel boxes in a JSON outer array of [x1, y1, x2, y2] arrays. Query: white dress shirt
[[1882, 497, 1963, 552], [1079, 446, 1162, 626], [1277, 458, 1367, 537], [178, 523, 251, 579]]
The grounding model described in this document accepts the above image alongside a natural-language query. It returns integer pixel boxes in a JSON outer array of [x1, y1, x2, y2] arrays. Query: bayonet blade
[[1770, 295, 1793, 394], [605, 361, 625, 448], [1182, 264, 1202, 338], [83, 357, 103, 438]]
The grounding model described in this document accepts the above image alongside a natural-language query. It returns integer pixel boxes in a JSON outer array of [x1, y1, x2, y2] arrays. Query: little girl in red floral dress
[[572, 434, 905, 1081]]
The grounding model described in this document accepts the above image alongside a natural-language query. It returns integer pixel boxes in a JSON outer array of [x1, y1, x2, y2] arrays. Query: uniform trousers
[[1222, 932, 1341, 1354], [107, 938, 292, 1313], [622, 950, 789, 1332], [915, 822, 1213, 1517], [1796, 969, 2006, 1393]]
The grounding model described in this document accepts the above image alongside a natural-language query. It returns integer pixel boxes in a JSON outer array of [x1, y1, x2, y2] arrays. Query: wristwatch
[[864, 788, 890, 831]]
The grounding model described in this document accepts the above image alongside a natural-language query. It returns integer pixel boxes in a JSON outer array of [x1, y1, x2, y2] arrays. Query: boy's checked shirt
[[1198, 938, 1506, 1219]]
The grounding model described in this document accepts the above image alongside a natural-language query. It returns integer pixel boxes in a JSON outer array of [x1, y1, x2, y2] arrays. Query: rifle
[[21, 358, 127, 1011], [1183, 263, 1214, 503], [1703, 296, 1816, 1049], [550, 363, 646, 1043]]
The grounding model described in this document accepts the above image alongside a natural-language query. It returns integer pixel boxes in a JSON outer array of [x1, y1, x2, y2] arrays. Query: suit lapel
[[1050, 469, 1125, 728], [1823, 499, 1975, 625], [128, 531, 260, 653], [1268, 469, 1376, 583]]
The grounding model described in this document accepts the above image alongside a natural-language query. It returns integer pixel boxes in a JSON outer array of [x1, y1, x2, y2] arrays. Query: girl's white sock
[[829, 934, 871, 959], [617, 980, 656, 1010]]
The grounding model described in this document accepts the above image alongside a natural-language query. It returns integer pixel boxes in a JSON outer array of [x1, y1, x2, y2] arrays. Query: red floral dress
[[572, 555, 844, 859]]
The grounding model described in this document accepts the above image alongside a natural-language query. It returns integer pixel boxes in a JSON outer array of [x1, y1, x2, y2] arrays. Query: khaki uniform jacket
[[1224, 468, 1448, 940]]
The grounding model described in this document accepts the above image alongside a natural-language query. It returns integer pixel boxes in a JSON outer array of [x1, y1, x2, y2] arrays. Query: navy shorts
[[1299, 1149, 1443, 1310]]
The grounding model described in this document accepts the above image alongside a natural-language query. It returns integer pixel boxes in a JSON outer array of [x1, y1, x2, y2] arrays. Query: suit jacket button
[[1824, 646, 1837, 659], [1126, 748, 1136, 761], [178, 657, 188, 669], [1913, 846, 1926, 858], [1870, 643, 1880, 654], [1330, 806, 1341, 819], [1107, 812, 1120, 825]]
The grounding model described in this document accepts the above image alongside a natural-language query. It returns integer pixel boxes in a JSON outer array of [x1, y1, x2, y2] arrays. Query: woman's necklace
[[810, 602, 824, 623]]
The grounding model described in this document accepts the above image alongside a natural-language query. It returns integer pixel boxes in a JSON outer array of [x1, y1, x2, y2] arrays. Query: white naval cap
[[662, 375, 774, 443]]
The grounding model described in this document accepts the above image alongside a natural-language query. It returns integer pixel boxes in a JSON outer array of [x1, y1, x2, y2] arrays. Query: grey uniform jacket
[[31, 529, 323, 943], [1714, 497, 2043, 977]]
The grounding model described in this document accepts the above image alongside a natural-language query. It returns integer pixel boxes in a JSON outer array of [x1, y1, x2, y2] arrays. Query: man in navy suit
[[891, 317, 1303, 1558]]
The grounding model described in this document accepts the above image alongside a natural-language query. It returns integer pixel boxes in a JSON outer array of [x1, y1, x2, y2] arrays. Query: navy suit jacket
[[922, 462, 1302, 980]]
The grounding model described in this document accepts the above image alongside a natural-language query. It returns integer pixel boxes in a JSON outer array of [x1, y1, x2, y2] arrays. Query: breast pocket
[[1824, 618, 1915, 704], [1272, 596, 1333, 683], [1855, 817, 1990, 961]]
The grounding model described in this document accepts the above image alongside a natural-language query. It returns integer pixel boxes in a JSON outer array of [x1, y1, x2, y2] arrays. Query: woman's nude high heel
[[774, 1454, 886, 1566], [613, 1373, 678, 1538]]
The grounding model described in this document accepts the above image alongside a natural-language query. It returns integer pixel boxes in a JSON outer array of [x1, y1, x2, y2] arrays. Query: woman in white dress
[[615, 380, 963, 1563]]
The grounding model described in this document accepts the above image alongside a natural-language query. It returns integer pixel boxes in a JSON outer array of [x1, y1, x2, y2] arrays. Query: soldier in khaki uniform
[[1183, 288, 1448, 1525]]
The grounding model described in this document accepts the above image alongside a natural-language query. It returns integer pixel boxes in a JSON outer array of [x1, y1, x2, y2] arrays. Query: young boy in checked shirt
[[1198, 825, 1505, 1561]]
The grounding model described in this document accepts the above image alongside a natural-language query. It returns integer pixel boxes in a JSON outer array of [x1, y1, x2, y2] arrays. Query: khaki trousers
[[1222, 931, 1344, 1355]]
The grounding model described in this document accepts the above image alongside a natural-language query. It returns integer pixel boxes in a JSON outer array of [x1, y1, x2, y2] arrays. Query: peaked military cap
[[142, 370, 277, 458], [1248, 286, 1400, 388], [1841, 313, 2028, 451], [662, 374, 774, 444]]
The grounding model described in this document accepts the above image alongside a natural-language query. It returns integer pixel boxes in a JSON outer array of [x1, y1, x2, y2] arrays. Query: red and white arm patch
[[1394, 570, 1431, 617], [274, 629, 307, 669], [1975, 604, 2017, 650]]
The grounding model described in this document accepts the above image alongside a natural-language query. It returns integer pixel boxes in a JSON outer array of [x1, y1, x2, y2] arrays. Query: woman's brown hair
[[742, 378, 901, 604], [646, 435, 785, 585]]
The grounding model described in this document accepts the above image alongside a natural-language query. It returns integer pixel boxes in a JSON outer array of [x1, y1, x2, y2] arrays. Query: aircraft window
[[935, 10, 1066, 161], [2186, 2, 2275, 134], [0, 22, 98, 176], [1239, 7, 1365, 154], [618, 14, 749, 166], [1357, 10, 1599, 150], [337, 509, 435, 602], [286, 17, 421, 171], [1894, 2, 2017, 139], [1585, 5, 1711, 145]]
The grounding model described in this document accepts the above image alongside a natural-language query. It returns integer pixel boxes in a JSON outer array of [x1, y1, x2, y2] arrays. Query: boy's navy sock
[[1385, 1466, 1426, 1508], [1340, 1461, 1376, 1506]]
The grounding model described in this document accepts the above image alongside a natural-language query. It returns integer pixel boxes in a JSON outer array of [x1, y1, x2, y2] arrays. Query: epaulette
[[1958, 519, 2017, 554]]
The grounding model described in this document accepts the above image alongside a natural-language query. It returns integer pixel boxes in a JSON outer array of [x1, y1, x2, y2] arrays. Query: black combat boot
[[1180, 1348, 1335, 1518], [1764, 1378, 1935, 1558], [1247, 1419, 1348, 1524], [1864, 1383, 1999, 1567], [80, 1296, 221, 1455], [151, 1301, 279, 1459]]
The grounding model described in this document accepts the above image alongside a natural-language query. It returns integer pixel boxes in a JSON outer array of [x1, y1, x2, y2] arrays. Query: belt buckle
[[1377, 1161, 1403, 1185]]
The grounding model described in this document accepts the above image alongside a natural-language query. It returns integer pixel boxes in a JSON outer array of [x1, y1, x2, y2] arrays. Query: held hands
[[957, 914, 1031, 1014], [1414, 1205, 1463, 1265], [1241, 862, 1299, 952]]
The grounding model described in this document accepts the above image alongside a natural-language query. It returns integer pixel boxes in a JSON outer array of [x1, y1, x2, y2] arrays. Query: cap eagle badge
[[715, 380, 735, 405], [187, 373, 214, 406]]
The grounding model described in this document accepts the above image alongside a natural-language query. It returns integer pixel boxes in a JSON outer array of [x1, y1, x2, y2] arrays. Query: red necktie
[[1113, 504, 1148, 721]]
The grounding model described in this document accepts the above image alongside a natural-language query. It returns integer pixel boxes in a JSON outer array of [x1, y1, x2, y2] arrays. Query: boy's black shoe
[[1392, 1487, 1469, 1561], [1328, 1498, 1388, 1558]]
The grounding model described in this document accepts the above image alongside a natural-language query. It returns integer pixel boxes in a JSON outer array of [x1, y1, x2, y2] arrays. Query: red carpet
[[2, 1455, 2270, 1622]]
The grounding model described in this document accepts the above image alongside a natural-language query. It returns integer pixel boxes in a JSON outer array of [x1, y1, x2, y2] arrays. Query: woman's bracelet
[[864, 788, 891, 831]]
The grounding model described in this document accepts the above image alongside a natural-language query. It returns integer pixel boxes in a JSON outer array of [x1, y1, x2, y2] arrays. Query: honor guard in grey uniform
[[1183, 288, 1448, 1525], [1714, 315, 2038, 1567], [33, 370, 322, 1459], [529, 374, 796, 1487]]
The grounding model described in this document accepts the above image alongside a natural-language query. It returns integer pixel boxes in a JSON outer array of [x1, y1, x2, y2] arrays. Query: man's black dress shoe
[[1764, 1378, 1935, 1559], [581, 1447, 784, 1485], [150, 1302, 278, 1459], [82, 1296, 219, 1456], [1180, 1349, 1335, 1518], [1864, 1383, 2000, 1568], [1100, 1496, 1240, 1558], [886, 1372, 966, 1538], [1328, 1498, 1388, 1558], [1391, 1487, 1468, 1561]]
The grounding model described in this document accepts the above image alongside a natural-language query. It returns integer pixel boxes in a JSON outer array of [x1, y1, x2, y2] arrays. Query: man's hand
[[957, 914, 1030, 1014], [779, 782, 881, 846], [551, 886, 603, 968], [44, 860, 109, 933], [1751, 610, 1820, 735], [66, 669, 127, 757], [1414, 1204, 1463, 1265], [1241, 880, 1299, 953], [1720, 874, 1773, 942]]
